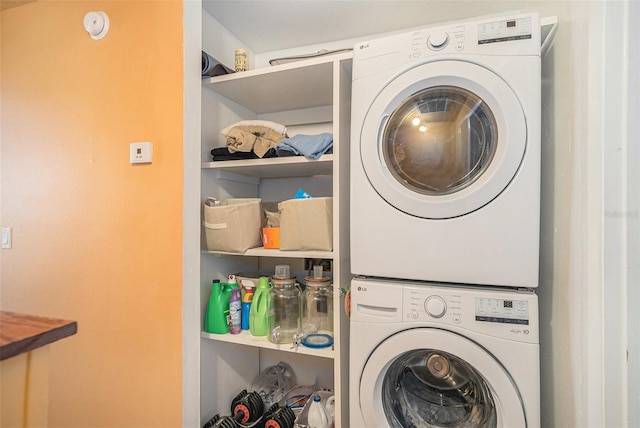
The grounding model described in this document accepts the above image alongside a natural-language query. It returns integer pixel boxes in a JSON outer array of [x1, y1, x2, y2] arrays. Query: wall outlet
[[130, 142, 153, 164]]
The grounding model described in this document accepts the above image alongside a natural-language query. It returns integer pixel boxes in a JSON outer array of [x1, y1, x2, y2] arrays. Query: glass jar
[[267, 265, 301, 344], [302, 266, 333, 337]]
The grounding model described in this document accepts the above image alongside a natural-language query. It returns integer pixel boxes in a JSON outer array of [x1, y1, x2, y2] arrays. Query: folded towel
[[276, 133, 333, 159], [225, 125, 286, 158], [222, 120, 287, 137]]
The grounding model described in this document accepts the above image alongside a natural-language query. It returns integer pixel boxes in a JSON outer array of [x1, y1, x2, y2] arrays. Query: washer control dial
[[425, 296, 447, 318], [428, 32, 449, 50]]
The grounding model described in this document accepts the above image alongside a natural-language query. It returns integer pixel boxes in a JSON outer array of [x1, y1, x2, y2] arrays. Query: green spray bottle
[[249, 276, 270, 336]]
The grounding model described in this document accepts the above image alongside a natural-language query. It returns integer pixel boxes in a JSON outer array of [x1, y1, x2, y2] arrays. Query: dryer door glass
[[359, 60, 528, 219], [382, 86, 498, 196], [382, 349, 497, 427]]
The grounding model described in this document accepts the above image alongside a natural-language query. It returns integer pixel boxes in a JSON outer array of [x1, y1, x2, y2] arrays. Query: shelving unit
[[201, 331, 334, 359], [197, 52, 352, 426]]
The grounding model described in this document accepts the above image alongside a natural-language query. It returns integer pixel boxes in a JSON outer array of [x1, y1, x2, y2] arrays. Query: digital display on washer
[[477, 17, 532, 44], [475, 298, 529, 325]]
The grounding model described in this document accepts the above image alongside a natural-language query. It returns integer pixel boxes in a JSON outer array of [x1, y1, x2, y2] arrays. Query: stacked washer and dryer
[[349, 13, 542, 428]]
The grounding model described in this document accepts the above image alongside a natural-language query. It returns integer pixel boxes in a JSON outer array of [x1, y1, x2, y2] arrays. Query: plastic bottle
[[307, 395, 331, 428], [241, 280, 254, 330], [205, 279, 231, 334], [229, 286, 242, 334], [250, 277, 271, 336]]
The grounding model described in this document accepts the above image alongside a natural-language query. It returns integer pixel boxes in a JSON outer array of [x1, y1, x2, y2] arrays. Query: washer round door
[[359, 60, 527, 219], [358, 328, 526, 427]]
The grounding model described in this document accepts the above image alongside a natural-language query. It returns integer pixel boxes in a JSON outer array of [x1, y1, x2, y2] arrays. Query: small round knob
[[425, 296, 447, 318], [428, 32, 449, 50]]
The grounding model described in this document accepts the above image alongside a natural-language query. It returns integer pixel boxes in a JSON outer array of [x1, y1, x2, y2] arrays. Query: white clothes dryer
[[349, 277, 540, 428], [350, 13, 541, 288]]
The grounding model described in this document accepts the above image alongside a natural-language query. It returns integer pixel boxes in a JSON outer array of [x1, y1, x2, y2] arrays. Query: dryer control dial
[[425, 296, 447, 318], [428, 32, 449, 50]]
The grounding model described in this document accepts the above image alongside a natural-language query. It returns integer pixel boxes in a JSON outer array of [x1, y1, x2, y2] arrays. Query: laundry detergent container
[[203, 198, 263, 253], [278, 197, 333, 251]]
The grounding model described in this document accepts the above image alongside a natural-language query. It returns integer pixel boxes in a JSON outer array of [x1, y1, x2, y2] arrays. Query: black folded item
[[211, 147, 278, 161], [202, 51, 234, 77]]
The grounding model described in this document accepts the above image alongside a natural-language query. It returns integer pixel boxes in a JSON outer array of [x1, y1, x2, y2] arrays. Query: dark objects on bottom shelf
[[259, 403, 297, 428], [202, 395, 296, 428], [232, 390, 265, 424]]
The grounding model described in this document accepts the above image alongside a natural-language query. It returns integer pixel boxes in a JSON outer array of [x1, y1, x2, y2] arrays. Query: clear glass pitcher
[[267, 265, 301, 344], [302, 266, 333, 337]]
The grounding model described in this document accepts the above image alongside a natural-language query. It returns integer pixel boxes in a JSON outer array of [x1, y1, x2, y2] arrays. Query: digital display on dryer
[[477, 17, 532, 44], [475, 298, 529, 325]]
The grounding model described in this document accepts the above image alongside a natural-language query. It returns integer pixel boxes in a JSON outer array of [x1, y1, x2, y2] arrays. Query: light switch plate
[[2, 227, 12, 249], [130, 142, 153, 164]]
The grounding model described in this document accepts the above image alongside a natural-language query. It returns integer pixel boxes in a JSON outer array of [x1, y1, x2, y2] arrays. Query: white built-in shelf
[[201, 330, 334, 359], [202, 154, 333, 178], [202, 52, 353, 114], [201, 248, 334, 259]]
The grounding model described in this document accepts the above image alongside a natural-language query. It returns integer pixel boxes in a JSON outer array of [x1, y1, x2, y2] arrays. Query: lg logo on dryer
[[358, 43, 370, 50]]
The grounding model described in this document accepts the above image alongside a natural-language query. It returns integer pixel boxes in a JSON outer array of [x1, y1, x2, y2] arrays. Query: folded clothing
[[225, 125, 285, 158], [221, 120, 287, 138], [211, 147, 277, 161], [276, 133, 333, 159]]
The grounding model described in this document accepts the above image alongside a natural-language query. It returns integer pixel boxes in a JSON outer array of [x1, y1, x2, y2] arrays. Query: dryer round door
[[359, 60, 527, 219], [358, 328, 526, 427]]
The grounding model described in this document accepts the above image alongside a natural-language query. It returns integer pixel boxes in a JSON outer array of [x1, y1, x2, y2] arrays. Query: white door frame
[[582, 0, 637, 426]]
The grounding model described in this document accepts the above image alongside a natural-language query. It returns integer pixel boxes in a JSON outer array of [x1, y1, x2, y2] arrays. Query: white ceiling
[[202, 1, 525, 53]]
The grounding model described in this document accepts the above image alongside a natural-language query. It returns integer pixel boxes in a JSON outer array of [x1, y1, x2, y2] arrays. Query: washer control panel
[[405, 287, 464, 325], [402, 283, 537, 343], [475, 297, 529, 325]]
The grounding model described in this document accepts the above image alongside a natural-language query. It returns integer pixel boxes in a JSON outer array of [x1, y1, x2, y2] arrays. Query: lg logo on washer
[[357, 286, 367, 292]]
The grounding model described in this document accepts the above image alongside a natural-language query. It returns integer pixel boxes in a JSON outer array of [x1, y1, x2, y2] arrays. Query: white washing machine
[[350, 13, 542, 288], [349, 277, 539, 427]]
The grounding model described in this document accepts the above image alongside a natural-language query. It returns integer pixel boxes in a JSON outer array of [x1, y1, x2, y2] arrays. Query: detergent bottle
[[249, 276, 270, 336], [229, 286, 242, 334], [205, 279, 231, 334], [241, 280, 254, 330], [307, 395, 331, 428]]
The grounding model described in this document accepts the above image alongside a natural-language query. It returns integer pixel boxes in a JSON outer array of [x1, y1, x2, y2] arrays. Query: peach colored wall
[[1, 1, 183, 426]]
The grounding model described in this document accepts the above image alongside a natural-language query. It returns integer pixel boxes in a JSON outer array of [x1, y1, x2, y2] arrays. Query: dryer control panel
[[411, 26, 466, 57], [404, 13, 539, 61]]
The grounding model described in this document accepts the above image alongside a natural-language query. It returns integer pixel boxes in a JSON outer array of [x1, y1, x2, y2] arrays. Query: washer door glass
[[382, 349, 496, 427], [383, 86, 497, 196], [359, 61, 527, 219], [358, 329, 526, 427]]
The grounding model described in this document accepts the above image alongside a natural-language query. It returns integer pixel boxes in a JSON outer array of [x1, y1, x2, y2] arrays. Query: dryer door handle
[[376, 115, 390, 167]]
